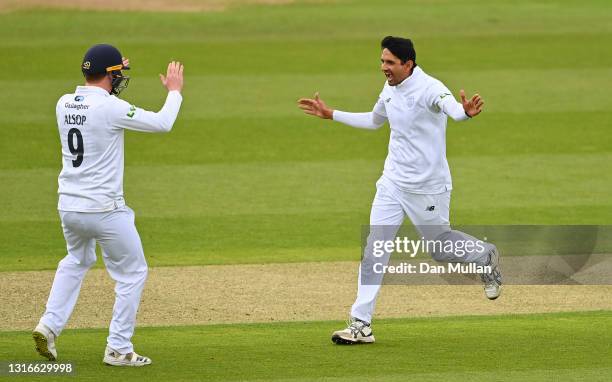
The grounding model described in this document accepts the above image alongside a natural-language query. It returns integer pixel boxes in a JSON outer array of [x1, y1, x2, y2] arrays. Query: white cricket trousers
[[351, 177, 493, 323], [40, 206, 147, 354]]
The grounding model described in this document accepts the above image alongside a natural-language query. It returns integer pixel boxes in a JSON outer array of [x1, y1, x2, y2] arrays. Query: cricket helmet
[[81, 44, 130, 95]]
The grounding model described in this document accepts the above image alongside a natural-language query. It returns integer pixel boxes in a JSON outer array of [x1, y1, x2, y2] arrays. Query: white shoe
[[331, 318, 375, 345], [103, 346, 152, 367], [33, 323, 57, 361], [481, 247, 502, 300]]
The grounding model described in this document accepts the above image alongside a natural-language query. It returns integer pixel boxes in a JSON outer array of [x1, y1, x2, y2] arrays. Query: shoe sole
[[33, 331, 56, 361], [331, 334, 375, 345], [104, 361, 151, 367], [104, 357, 152, 367]]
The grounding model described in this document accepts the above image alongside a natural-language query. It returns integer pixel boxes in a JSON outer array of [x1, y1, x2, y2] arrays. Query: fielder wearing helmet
[[33, 43, 184, 367], [81, 44, 130, 95]]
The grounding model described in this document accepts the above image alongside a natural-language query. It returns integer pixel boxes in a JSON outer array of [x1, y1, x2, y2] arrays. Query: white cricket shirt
[[56, 86, 182, 212], [334, 66, 469, 194]]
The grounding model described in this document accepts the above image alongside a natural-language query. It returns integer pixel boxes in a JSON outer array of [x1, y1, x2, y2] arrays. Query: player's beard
[[384, 71, 395, 85]]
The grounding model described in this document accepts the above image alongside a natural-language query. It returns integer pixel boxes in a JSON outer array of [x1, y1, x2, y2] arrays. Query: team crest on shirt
[[405, 96, 415, 108]]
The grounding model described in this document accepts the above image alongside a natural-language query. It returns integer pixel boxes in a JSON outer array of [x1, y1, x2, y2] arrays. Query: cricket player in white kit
[[32, 44, 184, 365], [298, 36, 502, 344]]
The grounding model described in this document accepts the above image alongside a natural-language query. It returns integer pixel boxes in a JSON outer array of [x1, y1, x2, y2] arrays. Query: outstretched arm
[[112, 61, 184, 133], [332, 110, 386, 130], [297, 92, 386, 130], [437, 89, 484, 121]]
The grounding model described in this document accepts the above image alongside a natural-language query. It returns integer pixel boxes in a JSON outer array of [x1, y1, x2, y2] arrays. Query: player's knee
[[430, 249, 448, 262], [136, 266, 148, 283], [59, 253, 97, 268], [82, 256, 97, 268], [428, 231, 452, 262]]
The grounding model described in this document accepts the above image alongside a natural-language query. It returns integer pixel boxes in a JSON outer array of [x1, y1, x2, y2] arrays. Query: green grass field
[[1, 0, 611, 380], [3, 312, 612, 381]]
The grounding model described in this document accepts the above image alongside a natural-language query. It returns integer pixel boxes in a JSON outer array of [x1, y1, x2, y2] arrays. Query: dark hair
[[84, 72, 107, 82], [381, 36, 416, 65]]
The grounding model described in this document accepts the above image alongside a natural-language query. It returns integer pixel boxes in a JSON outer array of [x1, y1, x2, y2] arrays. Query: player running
[[298, 36, 502, 345], [32, 44, 184, 366]]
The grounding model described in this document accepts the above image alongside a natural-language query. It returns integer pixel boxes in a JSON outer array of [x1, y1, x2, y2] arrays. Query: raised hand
[[460, 89, 484, 117], [297, 92, 334, 119], [160, 61, 184, 92]]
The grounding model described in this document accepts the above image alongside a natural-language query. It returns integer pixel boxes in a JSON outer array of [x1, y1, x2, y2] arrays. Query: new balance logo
[[385, 98, 391, 103], [426, 206, 435, 211]]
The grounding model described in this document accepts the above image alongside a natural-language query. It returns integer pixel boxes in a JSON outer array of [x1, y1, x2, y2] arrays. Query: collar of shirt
[[75, 85, 110, 96], [392, 66, 424, 93]]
